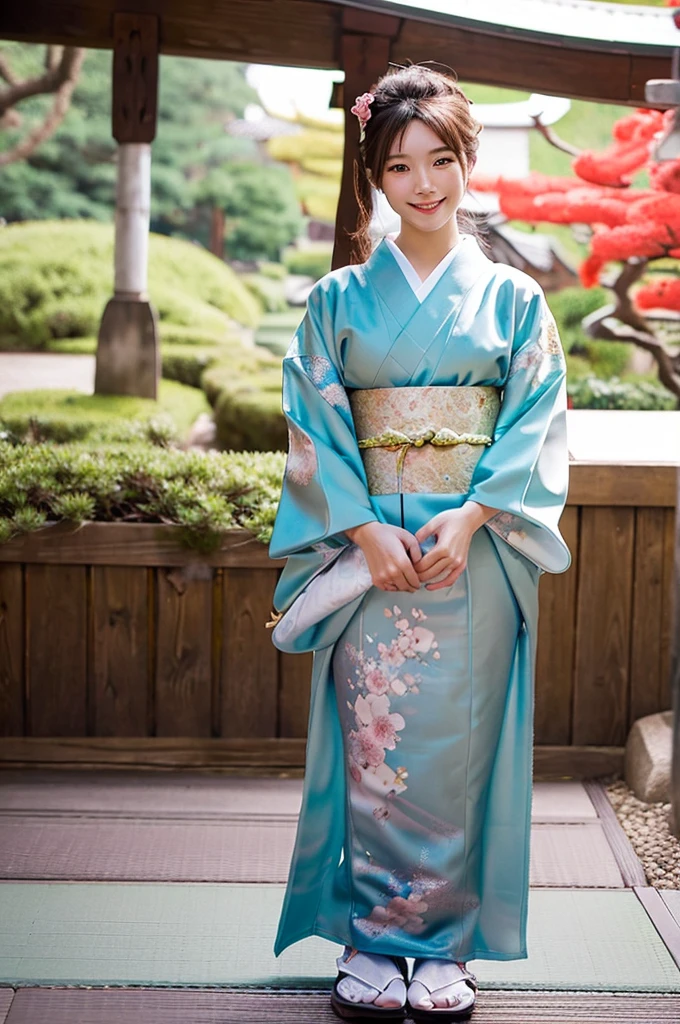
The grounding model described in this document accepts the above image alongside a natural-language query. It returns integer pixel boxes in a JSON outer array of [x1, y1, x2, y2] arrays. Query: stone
[[624, 710, 673, 804], [95, 297, 159, 398]]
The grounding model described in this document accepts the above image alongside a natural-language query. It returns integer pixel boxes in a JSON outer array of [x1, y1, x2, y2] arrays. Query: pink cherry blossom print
[[412, 626, 435, 654], [365, 666, 391, 695], [349, 727, 386, 769]]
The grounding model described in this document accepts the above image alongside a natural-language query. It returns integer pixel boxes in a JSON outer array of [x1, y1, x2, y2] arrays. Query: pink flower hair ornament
[[351, 91, 375, 142]]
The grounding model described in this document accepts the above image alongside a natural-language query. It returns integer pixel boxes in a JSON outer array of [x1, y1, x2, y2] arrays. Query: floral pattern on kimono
[[285, 422, 317, 487], [505, 305, 566, 394], [289, 354, 352, 413], [343, 605, 436, 795]]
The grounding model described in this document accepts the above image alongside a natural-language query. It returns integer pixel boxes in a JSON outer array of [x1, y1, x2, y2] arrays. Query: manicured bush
[[0, 381, 211, 445], [0, 220, 261, 351], [200, 346, 281, 408], [548, 285, 636, 380], [201, 354, 286, 451], [161, 345, 225, 389], [567, 375, 677, 410], [212, 371, 287, 452], [241, 272, 289, 313], [0, 439, 286, 551], [256, 261, 287, 281], [283, 244, 333, 281]]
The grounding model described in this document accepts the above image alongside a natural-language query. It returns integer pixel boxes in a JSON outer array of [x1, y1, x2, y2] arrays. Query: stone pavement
[[0, 353, 94, 399]]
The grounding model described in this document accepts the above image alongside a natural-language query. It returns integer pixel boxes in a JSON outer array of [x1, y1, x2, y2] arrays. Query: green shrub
[[200, 347, 280, 407], [0, 220, 261, 352], [283, 244, 333, 281], [0, 440, 286, 551], [161, 346, 224, 389], [547, 286, 608, 355], [201, 350, 286, 451], [241, 272, 289, 313], [257, 261, 287, 281], [0, 381, 211, 445], [212, 370, 287, 452], [567, 375, 677, 410]]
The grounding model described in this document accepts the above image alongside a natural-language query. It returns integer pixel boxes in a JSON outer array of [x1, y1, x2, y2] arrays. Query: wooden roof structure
[[0, 0, 675, 106]]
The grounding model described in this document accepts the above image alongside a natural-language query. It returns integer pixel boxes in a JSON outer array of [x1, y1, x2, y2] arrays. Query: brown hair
[[352, 64, 483, 263]]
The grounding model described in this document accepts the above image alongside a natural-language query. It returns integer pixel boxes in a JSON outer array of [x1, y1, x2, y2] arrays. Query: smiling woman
[[267, 63, 572, 1024]]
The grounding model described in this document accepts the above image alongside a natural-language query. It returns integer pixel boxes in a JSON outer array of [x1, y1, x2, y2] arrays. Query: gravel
[[606, 778, 680, 888]]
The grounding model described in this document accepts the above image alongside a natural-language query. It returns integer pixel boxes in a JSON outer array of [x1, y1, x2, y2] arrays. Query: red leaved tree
[[471, 104, 680, 400]]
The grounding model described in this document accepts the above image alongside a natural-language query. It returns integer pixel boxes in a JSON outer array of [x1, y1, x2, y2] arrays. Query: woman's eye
[[386, 163, 408, 173], [435, 157, 453, 166]]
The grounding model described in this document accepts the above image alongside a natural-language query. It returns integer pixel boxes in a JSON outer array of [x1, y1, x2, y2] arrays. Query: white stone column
[[114, 143, 152, 298], [94, 13, 160, 399]]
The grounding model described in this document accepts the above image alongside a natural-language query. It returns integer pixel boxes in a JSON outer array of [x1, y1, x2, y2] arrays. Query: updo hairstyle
[[352, 64, 482, 262]]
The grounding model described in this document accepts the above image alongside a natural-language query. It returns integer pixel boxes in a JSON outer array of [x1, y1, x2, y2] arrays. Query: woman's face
[[377, 119, 467, 235]]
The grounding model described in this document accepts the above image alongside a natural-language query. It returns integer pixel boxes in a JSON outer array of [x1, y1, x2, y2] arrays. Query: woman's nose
[[414, 173, 435, 194]]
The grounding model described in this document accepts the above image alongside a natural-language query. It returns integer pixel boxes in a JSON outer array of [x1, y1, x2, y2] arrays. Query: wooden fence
[[0, 461, 676, 779]]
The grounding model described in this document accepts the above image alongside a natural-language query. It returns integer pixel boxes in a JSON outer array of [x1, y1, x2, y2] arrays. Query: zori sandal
[[407, 959, 478, 1021], [330, 946, 410, 1021]]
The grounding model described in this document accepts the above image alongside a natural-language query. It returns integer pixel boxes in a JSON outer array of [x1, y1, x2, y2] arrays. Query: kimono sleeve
[[466, 282, 572, 575], [268, 279, 379, 571]]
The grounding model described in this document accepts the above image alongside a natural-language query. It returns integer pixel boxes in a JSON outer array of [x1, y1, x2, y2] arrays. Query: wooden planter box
[[0, 460, 676, 779]]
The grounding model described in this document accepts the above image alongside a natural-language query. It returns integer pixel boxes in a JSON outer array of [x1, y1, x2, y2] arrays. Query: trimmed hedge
[[202, 358, 286, 451], [283, 244, 333, 281], [0, 219, 261, 352], [241, 272, 289, 313], [0, 381, 211, 446], [567, 376, 677, 411], [0, 440, 285, 551]]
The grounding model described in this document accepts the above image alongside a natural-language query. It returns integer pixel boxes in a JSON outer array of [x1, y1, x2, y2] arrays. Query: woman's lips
[[409, 198, 445, 214]]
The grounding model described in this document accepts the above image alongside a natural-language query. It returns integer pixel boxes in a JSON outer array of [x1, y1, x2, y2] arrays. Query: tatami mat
[[2, 988, 680, 1023], [529, 824, 623, 887], [0, 819, 623, 887], [0, 819, 297, 882], [0, 772, 303, 820], [530, 783, 597, 822], [660, 890, 680, 929], [0, 883, 678, 991], [0, 775, 596, 822], [0, 990, 11, 1024]]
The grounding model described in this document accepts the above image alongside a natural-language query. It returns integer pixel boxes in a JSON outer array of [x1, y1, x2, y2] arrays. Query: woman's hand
[[413, 503, 493, 591], [346, 521, 422, 593]]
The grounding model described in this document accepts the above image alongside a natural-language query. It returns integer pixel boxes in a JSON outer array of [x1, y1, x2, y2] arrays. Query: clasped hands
[[346, 503, 494, 594]]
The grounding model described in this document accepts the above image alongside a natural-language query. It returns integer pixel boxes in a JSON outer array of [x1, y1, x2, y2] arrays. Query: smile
[[409, 198, 445, 213]]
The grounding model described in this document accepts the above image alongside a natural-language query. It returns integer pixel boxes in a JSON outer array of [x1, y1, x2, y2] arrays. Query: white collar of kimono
[[384, 234, 466, 302]]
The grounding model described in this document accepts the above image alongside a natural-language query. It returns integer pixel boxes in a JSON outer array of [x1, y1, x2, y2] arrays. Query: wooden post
[[95, 13, 160, 399], [671, 466, 680, 837], [332, 10, 401, 270]]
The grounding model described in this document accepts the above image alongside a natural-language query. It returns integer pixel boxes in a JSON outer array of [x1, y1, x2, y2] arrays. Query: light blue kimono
[[268, 234, 572, 963]]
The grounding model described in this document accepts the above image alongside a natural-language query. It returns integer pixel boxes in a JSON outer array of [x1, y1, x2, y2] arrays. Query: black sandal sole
[[409, 1003, 476, 1022], [330, 993, 407, 1021]]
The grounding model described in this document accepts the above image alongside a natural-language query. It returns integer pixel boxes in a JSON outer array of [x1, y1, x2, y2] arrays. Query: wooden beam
[[0, 1, 671, 104], [112, 12, 159, 144], [567, 462, 677, 508], [333, 29, 393, 269], [0, 523, 281, 567], [0, 736, 623, 777]]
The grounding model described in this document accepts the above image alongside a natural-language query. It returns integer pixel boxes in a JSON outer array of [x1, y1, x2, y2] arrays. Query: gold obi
[[350, 386, 500, 495]]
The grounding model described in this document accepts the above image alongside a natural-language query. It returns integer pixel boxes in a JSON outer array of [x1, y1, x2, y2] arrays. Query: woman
[[267, 65, 572, 1022]]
